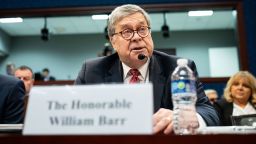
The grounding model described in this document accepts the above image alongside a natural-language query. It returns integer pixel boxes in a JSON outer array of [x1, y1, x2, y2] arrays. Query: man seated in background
[[15, 65, 34, 111], [6, 63, 16, 76], [42, 68, 56, 81], [205, 89, 218, 104], [14, 65, 34, 97], [0, 74, 25, 124]]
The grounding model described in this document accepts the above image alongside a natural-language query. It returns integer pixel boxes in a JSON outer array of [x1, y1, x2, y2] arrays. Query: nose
[[131, 31, 142, 40], [237, 84, 243, 89]]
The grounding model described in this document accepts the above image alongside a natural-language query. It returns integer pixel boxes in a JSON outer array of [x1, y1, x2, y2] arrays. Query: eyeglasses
[[113, 26, 151, 40]]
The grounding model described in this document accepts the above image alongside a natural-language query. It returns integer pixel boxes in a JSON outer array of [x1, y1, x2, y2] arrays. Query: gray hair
[[107, 4, 151, 37]]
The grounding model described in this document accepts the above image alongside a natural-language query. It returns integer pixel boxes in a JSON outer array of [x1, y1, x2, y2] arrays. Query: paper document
[[198, 126, 256, 134]]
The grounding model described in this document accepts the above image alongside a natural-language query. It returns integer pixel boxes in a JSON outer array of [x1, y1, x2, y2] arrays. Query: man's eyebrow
[[119, 21, 147, 29], [119, 24, 130, 30]]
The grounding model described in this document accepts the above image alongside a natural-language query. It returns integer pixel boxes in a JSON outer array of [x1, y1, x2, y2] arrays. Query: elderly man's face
[[110, 12, 154, 68], [207, 92, 218, 104]]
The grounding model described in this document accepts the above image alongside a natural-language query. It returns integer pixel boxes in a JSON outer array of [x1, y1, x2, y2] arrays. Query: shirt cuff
[[196, 113, 207, 130]]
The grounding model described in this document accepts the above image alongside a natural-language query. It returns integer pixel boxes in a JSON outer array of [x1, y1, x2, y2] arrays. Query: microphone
[[138, 54, 146, 60]]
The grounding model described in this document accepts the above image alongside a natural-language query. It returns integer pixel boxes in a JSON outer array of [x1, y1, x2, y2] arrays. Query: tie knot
[[129, 69, 140, 76], [128, 69, 141, 84]]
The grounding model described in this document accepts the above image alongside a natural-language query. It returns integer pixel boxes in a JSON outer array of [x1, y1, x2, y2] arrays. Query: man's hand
[[153, 108, 174, 135], [178, 106, 199, 134], [153, 107, 199, 135]]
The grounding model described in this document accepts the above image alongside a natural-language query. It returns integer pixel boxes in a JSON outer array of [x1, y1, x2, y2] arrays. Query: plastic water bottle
[[171, 59, 197, 135]]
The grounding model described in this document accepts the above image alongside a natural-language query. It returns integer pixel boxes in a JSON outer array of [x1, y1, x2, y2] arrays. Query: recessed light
[[0, 17, 23, 23], [91, 15, 109, 20], [188, 10, 213, 17]]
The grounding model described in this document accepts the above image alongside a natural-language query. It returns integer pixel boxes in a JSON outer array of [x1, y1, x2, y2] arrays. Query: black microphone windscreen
[[138, 54, 146, 60]]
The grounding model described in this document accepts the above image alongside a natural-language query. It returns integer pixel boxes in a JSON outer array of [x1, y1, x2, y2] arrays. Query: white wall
[[209, 47, 239, 77], [153, 30, 236, 77]]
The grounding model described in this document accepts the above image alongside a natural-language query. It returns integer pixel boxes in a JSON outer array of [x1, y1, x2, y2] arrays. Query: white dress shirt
[[233, 102, 256, 116], [122, 59, 150, 83]]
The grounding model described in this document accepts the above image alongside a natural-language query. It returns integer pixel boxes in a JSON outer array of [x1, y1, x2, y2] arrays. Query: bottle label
[[171, 79, 196, 94]]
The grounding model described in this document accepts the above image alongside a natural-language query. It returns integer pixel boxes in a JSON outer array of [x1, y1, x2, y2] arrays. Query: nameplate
[[23, 83, 153, 135]]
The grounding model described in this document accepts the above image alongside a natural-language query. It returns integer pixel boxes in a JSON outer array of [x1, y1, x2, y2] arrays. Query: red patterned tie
[[129, 69, 141, 84]]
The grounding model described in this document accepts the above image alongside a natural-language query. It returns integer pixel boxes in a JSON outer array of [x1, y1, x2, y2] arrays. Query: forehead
[[232, 77, 250, 84], [15, 69, 33, 76], [116, 13, 147, 29]]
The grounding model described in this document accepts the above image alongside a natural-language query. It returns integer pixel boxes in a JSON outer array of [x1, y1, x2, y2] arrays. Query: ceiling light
[[92, 14, 109, 20], [188, 10, 213, 17], [0, 17, 23, 23], [232, 10, 237, 17]]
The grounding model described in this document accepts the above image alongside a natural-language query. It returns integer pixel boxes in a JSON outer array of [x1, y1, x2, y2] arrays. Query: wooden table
[[0, 134, 255, 144]]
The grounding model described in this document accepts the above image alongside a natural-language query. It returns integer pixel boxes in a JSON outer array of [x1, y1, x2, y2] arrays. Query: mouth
[[235, 92, 245, 97], [131, 47, 144, 51]]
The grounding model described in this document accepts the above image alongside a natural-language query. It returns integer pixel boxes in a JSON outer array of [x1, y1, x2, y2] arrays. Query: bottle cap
[[177, 59, 188, 66]]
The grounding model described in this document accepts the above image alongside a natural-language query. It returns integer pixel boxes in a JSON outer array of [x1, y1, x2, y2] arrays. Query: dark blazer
[[44, 76, 56, 81], [214, 98, 256, 126], [0, 74, 25, 124], [75, 50, 219, 126]]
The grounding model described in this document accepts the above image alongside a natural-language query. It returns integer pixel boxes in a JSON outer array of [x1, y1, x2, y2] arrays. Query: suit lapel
[[225, 102, 233, 123], [149, 55, 166, 112], [105, 58, 123, 83]]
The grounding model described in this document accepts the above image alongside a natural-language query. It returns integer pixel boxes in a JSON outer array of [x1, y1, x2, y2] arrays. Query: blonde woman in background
[[214, 71, 256, 126]]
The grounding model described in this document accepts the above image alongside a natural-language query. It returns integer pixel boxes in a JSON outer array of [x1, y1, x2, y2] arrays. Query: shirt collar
[[122, 59, 150, 80], [233, 102, 256, 116]]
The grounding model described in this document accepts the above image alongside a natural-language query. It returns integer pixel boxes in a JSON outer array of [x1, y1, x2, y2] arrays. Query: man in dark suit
[[14, 65, 34, 112], [0, 74, 25, 124], [75, 4, 219, 134], [42, 68, 55, 81]]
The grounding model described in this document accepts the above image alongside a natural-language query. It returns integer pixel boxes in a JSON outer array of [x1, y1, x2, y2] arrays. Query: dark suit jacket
[[44, 76, 56, 81], [75, 50, 219, 126], [214, 98, 256, 126], [0, 74, 25, 124]]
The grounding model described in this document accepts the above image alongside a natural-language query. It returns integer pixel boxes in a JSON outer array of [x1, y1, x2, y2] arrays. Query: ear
[[110, 36, 117, 51], [109, 36, 114, 44]]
